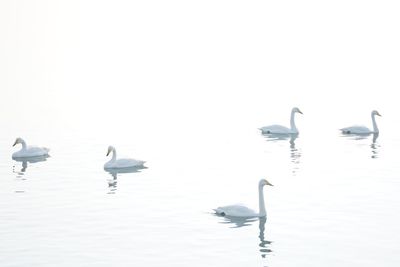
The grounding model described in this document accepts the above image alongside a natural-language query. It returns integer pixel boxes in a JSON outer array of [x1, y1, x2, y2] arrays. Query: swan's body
[[12, 137, 49, 158], [214, 179, 273, 218], [260, 124, 293, 134], [341, 126, 371, 134], [260, 107, 303, 134], [104, 146, 145, 169], [104, 158, 144, 169], [214, 205, 259, 217], [340, 110, 381, 134]]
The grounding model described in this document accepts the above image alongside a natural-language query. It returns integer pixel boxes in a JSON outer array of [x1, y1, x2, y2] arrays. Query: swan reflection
[[289, 134, 301, 174], [12, 155, 49, 178], [341, 132, 380, 159], [263, 133, 302, 174], [341, 133, 370, 141], [217, 215, 258, 228], [371, 133, 380, 159], [215, 215, 272, 258], [258, 217, 272, 258], [262, 132, 297, 142], [104, 166, 147, 194]]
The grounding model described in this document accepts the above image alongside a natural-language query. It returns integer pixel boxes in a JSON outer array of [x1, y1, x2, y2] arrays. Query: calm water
[[1, 109, 400, 266], [2, 1, 400, 266]]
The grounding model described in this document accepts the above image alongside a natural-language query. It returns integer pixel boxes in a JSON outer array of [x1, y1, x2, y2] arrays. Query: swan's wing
[[214, 204, 257, 217], [340, 125, 371, 134], [115, 158, 145, 168], [259, 124, 291, 134], [13, 146, 49, 157], [28, 146, 49, 153], [13, 155, 49, 163]]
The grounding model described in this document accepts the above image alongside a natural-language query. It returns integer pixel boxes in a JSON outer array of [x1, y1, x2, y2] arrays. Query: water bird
[[214, 179, 273, 218], [259, 107, 303, 134], [340, 110, 381, 134], [104, 146, 145, 169], [12, 137, 50, 158]]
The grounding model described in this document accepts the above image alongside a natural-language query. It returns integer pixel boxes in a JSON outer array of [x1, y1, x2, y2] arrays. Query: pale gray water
[[1, 115, 400, 266], [1, 1, 400, 266]]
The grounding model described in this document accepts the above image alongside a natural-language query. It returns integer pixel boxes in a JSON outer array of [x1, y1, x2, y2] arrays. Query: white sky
[[0, 0, 399, 133]]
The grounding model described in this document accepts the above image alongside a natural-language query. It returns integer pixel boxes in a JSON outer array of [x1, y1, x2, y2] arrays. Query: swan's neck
[[371, 114, 379, 133], [290, 111, 298, 133], [258, 185, 266, 217], [110, 148, 117, 162], [372, 133, 379, 143], [20, 140, 27, 150]]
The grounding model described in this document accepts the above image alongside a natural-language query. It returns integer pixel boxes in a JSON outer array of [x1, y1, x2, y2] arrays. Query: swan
[[259, 107, 303, 134], [340, 110, 381, 134], [104, 145, 145, 169], [12, 137, 50, 158], [214, 179, 273, 218]]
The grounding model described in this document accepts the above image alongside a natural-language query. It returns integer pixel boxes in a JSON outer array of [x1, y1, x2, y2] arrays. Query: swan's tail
[[213, 208, 225, 216], [258, 128, 266, 133]]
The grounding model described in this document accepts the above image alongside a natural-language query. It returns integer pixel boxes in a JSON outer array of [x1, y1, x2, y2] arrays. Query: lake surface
[[1, 107, 400, 266], [1, 1, 400, 266]]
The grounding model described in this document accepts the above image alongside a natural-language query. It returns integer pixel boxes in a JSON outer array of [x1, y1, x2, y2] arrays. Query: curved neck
[[290, 111, 298, 132], [110, 148, 117, 162], [371, 114, 379, 133], [258, 185, 266, 217], [20, 140, 27, 150]]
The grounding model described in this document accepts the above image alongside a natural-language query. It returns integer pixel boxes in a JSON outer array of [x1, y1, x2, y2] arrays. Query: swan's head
[[13, 137, 24, 147], [292, 107, 303, 114], [372, 110, 381, 117], [106, 146, 115, 156], [259, 179, 273, 187]]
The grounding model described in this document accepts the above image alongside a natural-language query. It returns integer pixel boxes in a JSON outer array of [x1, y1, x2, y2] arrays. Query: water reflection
[[12, 155, 49, 179], [341, 133, 380, 159], [104, 166, 147, 194], [262, 133, 302, 174], [262, 132, 297, 142], [258, 217, 272, 258], [289, 134, 301, 174], [217, 214, 258, 228], [215, 215, 272, 259], [341, 133, 371, 141], [371, 133, 380, 159]]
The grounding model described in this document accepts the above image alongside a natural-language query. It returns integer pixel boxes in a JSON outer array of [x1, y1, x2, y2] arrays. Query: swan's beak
[[298, 110, 303, 114], [377, 112, 382, 117], [12, 140, 17, 147], [266, 181, 273, 186], [106, 150, 110, 156]]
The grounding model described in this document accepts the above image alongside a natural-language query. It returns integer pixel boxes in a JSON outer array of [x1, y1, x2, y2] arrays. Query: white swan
[[214, 179, 273, 218], [259, 107, 303, 134], [340, 110, 381, 134], [104, 146, 145, 169], [12, 137, 50, 158]]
